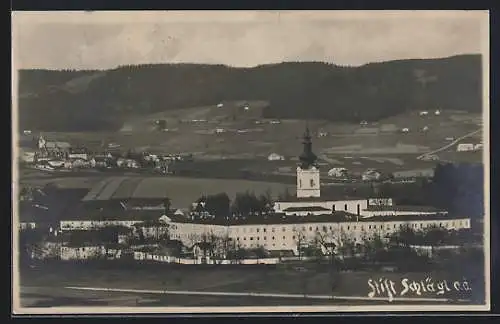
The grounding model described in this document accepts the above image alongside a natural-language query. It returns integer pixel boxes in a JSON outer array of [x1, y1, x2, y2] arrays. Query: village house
[[328, 167, 348, 178], [116, 158, 140, 169], [66, 158, 91, 169], [91, 156, 111, 168], [457, 143, 475, 152], [60, 243, 123, 261], [19, 147, 37, 163], [268, 153, 285, 161], [361, 169, 381, 182], [68, 148, 90, 161], [392, 168, 435, 180]]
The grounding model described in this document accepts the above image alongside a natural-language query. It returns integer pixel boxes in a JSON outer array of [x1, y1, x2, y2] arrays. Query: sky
[[12, 11, 488, 70]]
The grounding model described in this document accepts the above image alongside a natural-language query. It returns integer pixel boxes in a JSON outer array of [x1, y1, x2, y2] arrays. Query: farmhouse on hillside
[[457, 143, 475, 152], [361, 169, 381, 182], [327, 167, 348, 178], [268, 153, 285, 161]]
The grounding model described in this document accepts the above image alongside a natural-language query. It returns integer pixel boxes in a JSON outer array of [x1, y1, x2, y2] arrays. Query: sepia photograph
[[11, 10, 490, 314]]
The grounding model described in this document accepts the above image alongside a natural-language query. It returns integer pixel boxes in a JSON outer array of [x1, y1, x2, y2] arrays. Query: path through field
[[416, 129, 482, 160], [65, 286, 468, 303]]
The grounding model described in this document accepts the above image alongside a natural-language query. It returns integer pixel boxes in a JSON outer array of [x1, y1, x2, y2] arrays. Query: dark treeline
[[192, 190, 273, 221], [379, 162, 484, 218], [18, 55, 482, 131]]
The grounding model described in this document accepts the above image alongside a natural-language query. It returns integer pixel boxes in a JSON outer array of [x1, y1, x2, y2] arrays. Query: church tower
[[296, 126, 320, 198]]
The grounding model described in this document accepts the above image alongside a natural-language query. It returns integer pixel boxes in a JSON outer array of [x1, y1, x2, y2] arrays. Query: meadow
[[34, 105, 482, 163], [18, 261, 483, 308], [17, 106, 483, 201]]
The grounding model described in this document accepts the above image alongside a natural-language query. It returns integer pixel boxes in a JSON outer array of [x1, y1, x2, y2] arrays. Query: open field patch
[[33, 109, 483, 162], [77, 175, 293, 208]]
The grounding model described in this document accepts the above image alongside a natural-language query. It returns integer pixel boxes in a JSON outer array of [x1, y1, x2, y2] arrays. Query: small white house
[[401, 128, 410, 133], [116, 158, 140, 168], [68, 153, 89, 161], [422, 126, 429, 132], [217, 103, 224, 108], [362, 169, 381, 181], [419, 111, 429, 116], [70, 158, 90, 168], [435, 110, 441, 116], [328, 167, 348, 178], [47, 160, 65, 168], [457, 143, 475, 152], [215, 128, 226, 134], [268, 153, 285, 161]]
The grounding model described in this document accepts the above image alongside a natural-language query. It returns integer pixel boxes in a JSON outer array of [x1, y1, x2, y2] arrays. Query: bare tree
[[292, 227, 307, 260], [199, 231, 219, 263], [187, 233, 200, 260], [339, 230, 356, 258], [314, 227, 338, 295]]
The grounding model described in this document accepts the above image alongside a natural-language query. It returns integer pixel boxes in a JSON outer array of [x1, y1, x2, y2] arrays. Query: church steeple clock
[[296, 125, 321, 198], [299, 126, 318, 169]]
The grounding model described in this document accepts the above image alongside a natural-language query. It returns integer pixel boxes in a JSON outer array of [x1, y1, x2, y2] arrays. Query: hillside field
[[27, 106, 483, 169]]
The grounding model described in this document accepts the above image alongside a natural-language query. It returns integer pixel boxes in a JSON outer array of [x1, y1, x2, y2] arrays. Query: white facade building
[[268, 153, 285, 161], [163, 214, 471, 256], [457, 143, 475, 152], [296, 166, 321, 198]]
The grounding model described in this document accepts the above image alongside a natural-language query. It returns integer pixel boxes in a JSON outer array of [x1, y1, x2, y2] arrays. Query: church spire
[[299, 124, 317, 169]]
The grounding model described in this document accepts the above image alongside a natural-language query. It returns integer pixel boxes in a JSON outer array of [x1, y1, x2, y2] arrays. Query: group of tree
[[190, 190, 274, 221], [372, 162, 484, 219], [18, 55, 481, 132]]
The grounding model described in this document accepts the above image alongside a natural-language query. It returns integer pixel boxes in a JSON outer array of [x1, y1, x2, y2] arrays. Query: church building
[[296, 127, 321, 198], [273, 126, 372, 216]]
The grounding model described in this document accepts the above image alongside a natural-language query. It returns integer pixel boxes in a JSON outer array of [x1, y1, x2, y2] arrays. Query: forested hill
[[17, 54, 482, 132]]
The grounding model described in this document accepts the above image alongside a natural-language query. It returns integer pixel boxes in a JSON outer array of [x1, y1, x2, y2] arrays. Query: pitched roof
[[166, 211, 465, 226], [61, 209, 162, 222], [283, 206, 331, 212], [364, 205, 444, 212], [276, 196, 368, 203]]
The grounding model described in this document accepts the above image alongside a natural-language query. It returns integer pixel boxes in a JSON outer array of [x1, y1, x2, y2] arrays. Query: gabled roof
[[166, 211, 464, 226], [283, 206, 331, 212], [61, 209, 162, 222], [364, 205, 444, 212]]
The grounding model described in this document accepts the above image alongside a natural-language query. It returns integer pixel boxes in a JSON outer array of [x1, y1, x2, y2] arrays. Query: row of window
[[229, 221, 468, 234], [235, 236, 363, 243], [241, 243, 287, 249]]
